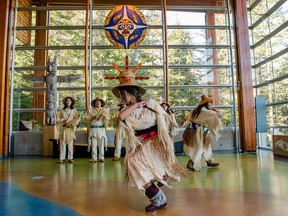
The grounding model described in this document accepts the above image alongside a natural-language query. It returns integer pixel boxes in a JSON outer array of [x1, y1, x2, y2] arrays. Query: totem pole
[[24, 56, 81, 156], [24, 56, 81, 125]]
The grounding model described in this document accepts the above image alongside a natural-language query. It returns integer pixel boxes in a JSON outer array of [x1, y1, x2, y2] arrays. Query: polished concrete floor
[[1, 150, 288, 216]]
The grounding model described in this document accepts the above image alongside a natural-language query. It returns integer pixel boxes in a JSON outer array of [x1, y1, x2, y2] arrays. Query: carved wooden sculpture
[[23, 56, 81, 125]]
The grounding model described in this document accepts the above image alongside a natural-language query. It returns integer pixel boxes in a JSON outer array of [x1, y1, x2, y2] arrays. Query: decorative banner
[[104, 5, 147, 49]]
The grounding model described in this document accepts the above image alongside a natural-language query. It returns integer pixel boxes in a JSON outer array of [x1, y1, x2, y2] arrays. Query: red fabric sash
[[136, 130, 158, 140]]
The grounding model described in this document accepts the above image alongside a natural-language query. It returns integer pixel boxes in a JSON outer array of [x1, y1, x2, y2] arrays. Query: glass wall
[[12, 1, 237, 148], [248, 0, 288, 148]]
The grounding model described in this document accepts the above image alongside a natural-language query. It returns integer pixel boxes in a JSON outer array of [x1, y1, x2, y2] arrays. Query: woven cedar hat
[[198, 95, 213, 106], [63, 96, 76, 106], [91, 97, 105, 107], [108, 56, 149, 98]]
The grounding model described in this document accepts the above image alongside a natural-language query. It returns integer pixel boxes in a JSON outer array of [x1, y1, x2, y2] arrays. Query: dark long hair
[[161, 103, 174, 114], [192, 103, 207, 119], [63, 97, 75, 110], [119, 86, 142, 102], [119, 86, 158, 114]]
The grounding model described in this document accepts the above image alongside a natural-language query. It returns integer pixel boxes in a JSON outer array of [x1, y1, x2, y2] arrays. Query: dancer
[[182, 95, 223, 171], [110, 58, 185, 212], [160, 102, 179, 139], [56, 96, 80, 164], [112, 104, 127, 161], [85, 97, 110, 163]]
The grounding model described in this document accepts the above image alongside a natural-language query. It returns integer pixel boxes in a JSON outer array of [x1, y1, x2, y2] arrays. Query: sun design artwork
[[104, 5, 147, 49]]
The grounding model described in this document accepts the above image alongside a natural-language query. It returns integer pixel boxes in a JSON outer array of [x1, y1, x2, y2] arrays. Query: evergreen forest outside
[[11, 0, 288, 149]]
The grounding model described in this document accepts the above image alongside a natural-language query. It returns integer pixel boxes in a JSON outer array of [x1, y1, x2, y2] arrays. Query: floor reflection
[[0, 151, 287, 216]]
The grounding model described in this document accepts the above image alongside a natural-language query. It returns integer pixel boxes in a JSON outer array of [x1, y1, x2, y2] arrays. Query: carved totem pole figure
[[24, 56, 81, 125]]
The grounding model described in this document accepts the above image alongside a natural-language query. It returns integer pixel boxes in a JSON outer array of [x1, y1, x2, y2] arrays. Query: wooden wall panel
[[17, 0, 32, 46]]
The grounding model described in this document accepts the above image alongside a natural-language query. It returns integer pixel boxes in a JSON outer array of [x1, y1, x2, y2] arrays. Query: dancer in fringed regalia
[[112, 104, 127, 161], [85, 97, 110, 163], [183, 95, 223, 171], [160, 102, 179, 139], [56, 96, 80, 164], [108, 57, 186, 212]]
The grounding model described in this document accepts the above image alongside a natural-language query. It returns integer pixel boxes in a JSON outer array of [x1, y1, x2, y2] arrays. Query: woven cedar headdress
[[198, 95, 213, 106], [105, 55, 149, 98], [91, 97, 105, 107]]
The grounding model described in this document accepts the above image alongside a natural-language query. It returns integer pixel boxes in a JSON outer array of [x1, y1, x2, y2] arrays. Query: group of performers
[[55, 67, 223, 212], [49, 4, 225, 212]]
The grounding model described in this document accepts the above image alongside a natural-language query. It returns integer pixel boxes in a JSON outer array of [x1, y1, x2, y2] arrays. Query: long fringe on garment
[[185, 106, 223, 139], [121, 121, 186, 193], [182, 128, 213, 149]]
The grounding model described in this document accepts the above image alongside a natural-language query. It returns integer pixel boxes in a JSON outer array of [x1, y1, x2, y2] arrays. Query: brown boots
[[145, 183, 167, 212], [206, 160, 220, 167], [186, 159, 195, 171], [187, 159, 220, 171]]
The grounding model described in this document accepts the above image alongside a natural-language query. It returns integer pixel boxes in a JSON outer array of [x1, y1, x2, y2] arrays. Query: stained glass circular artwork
[[104, 5, 147, 49]]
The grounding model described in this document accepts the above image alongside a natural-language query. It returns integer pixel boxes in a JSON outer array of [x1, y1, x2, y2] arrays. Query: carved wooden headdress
[[105, 55, 149, 98]]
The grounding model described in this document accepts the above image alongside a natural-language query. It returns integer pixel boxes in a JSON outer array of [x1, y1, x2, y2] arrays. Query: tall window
[[248, 0, 288, 148], [12, 1, 237, 149]]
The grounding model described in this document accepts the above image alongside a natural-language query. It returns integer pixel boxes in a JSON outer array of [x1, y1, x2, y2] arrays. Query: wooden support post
[[232, 0, 256, 151], [33, 3, 48, 125], [207, 11, 219, 104], [0, 0, 14, 157]]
